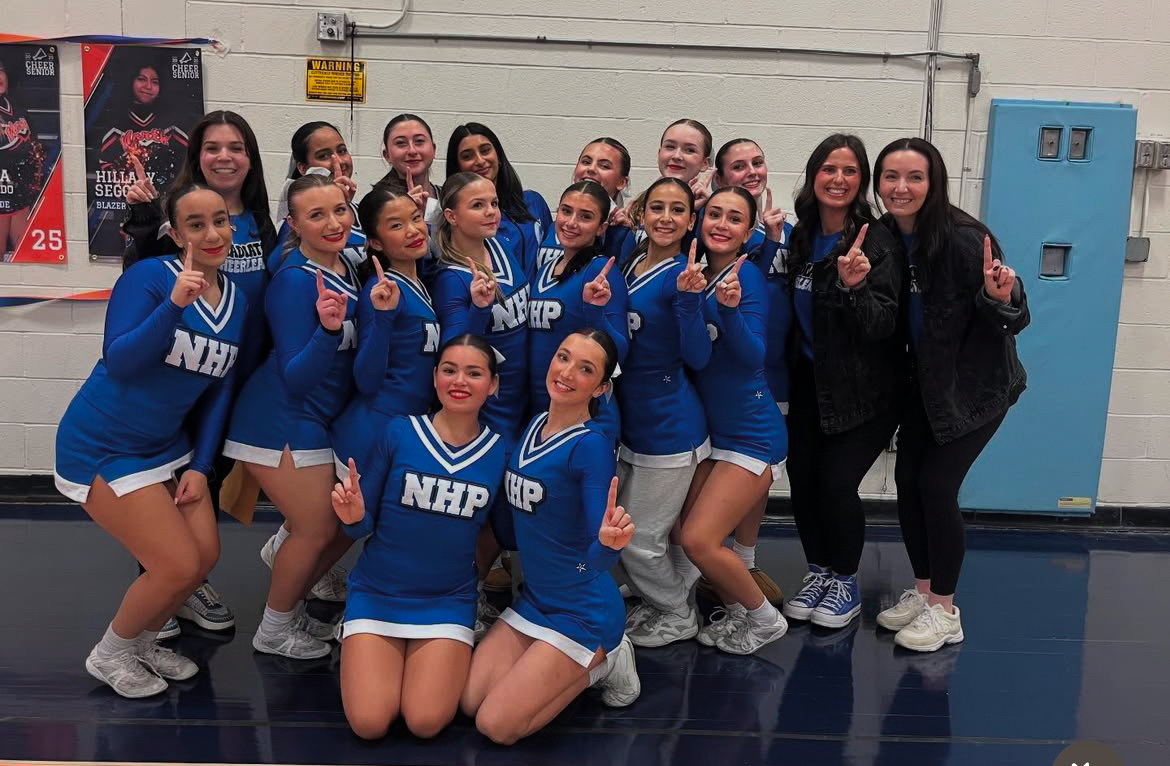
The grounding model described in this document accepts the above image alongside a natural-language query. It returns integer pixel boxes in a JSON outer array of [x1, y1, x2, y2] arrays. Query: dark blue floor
[[1, 504, 1167, 766]]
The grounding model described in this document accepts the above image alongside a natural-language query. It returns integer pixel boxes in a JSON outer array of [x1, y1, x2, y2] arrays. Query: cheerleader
[[0, 59, 44, 256], [378, 113, 442, 224], [873, 137, 1028, 651], [526, 180, 628, 444], [446, 122, 552, 277], [782, 134, 903, 630], [329, 335, 508, 740], [536, 138, 632, 271], [273, 121, 364, 269], [122, 110, 277, 635], [223, 173, 359, 660], [54, 184, 246, 697], [331, 184, 439, 474], [462, 329, 640, 745], [678, 186, 788, 655], [615, 177, 712, 648], [693, 139, 794, 607], [431, 171, 531, 443]]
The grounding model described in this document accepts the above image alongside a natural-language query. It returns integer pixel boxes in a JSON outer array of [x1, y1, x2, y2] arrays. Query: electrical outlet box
[[1156, 143, 1170, 171], [1135, 140, 1156, 168], [317, 12, 347, 42]]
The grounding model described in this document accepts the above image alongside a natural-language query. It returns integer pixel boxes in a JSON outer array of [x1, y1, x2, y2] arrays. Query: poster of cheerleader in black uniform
[[0, 45, 63, 263], [83, 45, 204, 259]]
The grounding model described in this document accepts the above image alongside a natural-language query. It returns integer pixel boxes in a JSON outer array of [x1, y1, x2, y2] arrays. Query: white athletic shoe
[[252, 623, 332, 660], [627, 606, 699, 648], [696, 604, 746, 647], [260, 533, 348, 602], [894, 604, 964, 653], [85, 649, 167, 698], [597, 634, 641, 707], [136, 641, 199, 681], [715, 610, 788, 655], [877, 588, 929, 631]]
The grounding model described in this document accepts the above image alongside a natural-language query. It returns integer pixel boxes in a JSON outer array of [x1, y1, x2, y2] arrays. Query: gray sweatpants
[[614, 454, 699, 614]]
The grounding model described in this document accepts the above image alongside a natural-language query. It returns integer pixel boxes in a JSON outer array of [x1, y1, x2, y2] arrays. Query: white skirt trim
[[709, 447, 786, 481], [617, 438, 712, 469], [339, 618, 474, 646], [498, 607, 595, 668], [223, 441, 334, 469]]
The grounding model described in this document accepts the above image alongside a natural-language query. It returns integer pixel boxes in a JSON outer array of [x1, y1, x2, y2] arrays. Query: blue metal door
[[961, 100, 1137, 514]]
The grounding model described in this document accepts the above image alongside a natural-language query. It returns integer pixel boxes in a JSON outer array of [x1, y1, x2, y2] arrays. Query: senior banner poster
[[0, 44, 64, 263], [83, 44, 204, 260]]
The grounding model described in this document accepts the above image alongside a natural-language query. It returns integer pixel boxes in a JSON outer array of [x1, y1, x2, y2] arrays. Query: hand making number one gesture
[[329, 155, 358, 203], [406, 169, 430, 212], [469, 266, 496, 309], [170, 244, 210, 309], [125, 155, 158, 204], [315, 268, 349, 331], [583, 256, 615, 306], [837, 223, 871, 288], [676, 239, 706, 293], [715, 254, 748, 308], [368, 254, 401, 312], [761, 188, 787, 242], [982, 234, 1016, 304], [330, 458, 366, 525], [598, 476, 635, 551]]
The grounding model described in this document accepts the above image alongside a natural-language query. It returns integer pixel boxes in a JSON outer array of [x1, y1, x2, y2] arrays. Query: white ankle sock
[[273, 524, 291, 553], [733, 541, 756, 569], [747, 599, 779, 625], [94, 623, 139, 659], [260, 604, 298, 635], [669, 545, 700, 589], [588, 654, 613, 686]]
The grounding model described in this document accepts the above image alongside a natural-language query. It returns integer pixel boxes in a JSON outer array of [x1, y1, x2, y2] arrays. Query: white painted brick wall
[[0, 0, 1167, 507]]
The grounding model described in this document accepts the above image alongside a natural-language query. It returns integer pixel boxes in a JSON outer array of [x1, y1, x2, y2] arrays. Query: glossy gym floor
[[0, 502, 1166, 766]]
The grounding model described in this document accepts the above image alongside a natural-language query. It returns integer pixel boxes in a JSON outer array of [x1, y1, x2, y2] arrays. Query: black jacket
[[787, 220, 904, 435], [882, 215, 1029, 444]]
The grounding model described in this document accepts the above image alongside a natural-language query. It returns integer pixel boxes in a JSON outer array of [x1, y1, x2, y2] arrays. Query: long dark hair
[[873, 136, 1002, 289], [700, 186, 758, 259], [445, 122, 534, 224], [289, 121, 343, 179], [788, 133, 874, 270], [578, 137, 631, 204], [171, 110, 276, 253], [567, 327, 619, 418], [355, 184, 424, 283], [630, 177, 695, 262], [552, 181, 611, 283], [379, 113, 435, 192]]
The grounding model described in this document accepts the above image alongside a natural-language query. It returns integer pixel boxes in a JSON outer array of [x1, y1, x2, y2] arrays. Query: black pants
[[787, 358, 898, 577], [893, 381, 1004, 596]]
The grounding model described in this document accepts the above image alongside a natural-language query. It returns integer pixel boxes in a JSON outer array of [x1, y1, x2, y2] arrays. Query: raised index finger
[[852, 223, 869, 251], [983, 235, 993, 271], [183, 242, 194, 272], [316, 268, 326, 295], [406, 168, 414, 190], [371, 254, 386, 282], [597, 256, 615, 281], [130, 154, 147, 183], [687, 239, 697, 267], [765, 187, 773, 212], [606, 476, 619, 512], [730, 254, 747, 275], [330, 154, 343, 179]]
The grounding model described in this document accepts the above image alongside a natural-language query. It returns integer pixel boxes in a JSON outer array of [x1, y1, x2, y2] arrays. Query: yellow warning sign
[[305, 57, 366, 103]]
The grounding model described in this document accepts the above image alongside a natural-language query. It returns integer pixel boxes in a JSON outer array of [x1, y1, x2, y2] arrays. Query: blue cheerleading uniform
[[215, 211, 270, 380], [339, 415, 507, 645], [223, 249, 359, 468], [526, 251, 629, 444], [431, 237, 530, 442], [331, 269, 440, 473], [617, 252, 711, 465], [500, 412, 625, 666], [55, 257, 246, 503], [695, 257, 787, 475], [749, 222, 795, 404], [497, 189, 552, 279]]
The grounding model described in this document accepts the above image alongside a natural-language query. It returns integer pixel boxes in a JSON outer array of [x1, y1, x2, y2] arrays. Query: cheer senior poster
[[0, 43, 64, 264], [83, 45, 204, 260]]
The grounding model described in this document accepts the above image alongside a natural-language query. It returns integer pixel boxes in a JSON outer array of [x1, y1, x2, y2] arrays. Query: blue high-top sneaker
[[783, 564, 832, 621], [810, 573, 861, 629]]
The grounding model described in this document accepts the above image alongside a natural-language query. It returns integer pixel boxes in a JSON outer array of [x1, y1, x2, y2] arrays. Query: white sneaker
[[253, 623, 332, 660], [696, 604, 746, 647], [297, 607, 338, 642], [260, 534, 347, 602], [627, 606, 699, 648], [136, 641, 199, 681], [597, 634, 641, 707], [85, 649, 167, 698], [877, 588, 929, 631], [894, 604, 964, 652], [715, 609, 788, 655], [624, 602, 653, 631]]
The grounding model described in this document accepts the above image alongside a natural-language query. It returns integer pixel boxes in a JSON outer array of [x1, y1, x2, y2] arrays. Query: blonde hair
[[436, 172, 503, 301]]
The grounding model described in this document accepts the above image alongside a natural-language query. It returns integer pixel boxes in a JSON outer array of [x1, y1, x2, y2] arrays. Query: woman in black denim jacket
[[781, 134, 904, 631], [871, 137, 1029, 653]]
